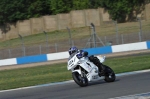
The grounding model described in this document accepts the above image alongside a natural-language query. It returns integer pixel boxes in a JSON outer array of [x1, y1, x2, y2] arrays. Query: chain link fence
[[0, 20, 150, 59]]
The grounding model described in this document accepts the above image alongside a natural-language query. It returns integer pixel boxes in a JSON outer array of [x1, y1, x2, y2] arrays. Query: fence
[[0, 31, 150, 60], [0, 20, 150, 59]]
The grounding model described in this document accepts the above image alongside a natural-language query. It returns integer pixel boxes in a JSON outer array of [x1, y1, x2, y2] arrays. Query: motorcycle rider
[[68, 46, 105, 76]]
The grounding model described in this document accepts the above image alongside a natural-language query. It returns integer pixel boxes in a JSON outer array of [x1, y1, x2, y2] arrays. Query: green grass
[[0, 63, 71, 90], [105, 55, 150, 73], [0, 54, 150, 90]]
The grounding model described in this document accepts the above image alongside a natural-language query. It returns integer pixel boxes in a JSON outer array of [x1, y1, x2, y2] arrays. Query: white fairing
[[97, 55, 105, 63], [67, 55, 105, 82]]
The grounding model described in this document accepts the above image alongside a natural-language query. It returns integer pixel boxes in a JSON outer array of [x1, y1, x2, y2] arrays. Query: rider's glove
[[83, 51, 88, 57], [76, 50, 88, 59]]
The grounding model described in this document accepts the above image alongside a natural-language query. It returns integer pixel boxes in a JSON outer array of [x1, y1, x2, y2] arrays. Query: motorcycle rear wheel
[[72, 72, 88, 87], [103, 65, 116, 82]]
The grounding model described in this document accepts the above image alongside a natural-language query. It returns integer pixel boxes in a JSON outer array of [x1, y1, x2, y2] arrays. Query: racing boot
[[98, 65, 106, 76], [93, 57, 106, 76], [89, 55, 106, 76]]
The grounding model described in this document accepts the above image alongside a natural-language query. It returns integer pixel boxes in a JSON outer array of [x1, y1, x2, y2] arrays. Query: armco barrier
[[0, 58, 17, 66], [47, 52, 69, 61], [84, 46, 112, 56], [17, 54, 47, 64], [112, 42, 147, 53], [0, 41, 149, 67], [147, 41, 150, 49]]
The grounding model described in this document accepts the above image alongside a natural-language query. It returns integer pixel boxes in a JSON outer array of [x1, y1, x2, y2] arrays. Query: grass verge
[[0, 54, 150, 90]]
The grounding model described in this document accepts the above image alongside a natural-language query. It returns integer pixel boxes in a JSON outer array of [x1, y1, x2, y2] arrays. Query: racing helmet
[[69, 46, 78, 55]]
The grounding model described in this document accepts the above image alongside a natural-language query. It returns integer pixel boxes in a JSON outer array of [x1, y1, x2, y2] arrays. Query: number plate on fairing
[[68, 58, 74, 69], [67, 55, 80, 70], [92, 75, 98, 79]]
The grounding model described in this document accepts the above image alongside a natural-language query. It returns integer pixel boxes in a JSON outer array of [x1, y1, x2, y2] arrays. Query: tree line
[[0, 0, 148, 24]]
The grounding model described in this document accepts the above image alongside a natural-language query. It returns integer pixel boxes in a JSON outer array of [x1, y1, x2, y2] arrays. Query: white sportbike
[[67, 54, 116, 87]]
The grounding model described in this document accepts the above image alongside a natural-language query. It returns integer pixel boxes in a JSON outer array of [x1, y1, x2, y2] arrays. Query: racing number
[[69, 60, 73, 66], [92, 75, 98, 79]]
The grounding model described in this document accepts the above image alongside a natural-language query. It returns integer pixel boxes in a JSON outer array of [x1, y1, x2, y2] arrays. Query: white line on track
[[0, 69, 150, 93], [109, 92, 150, 99]]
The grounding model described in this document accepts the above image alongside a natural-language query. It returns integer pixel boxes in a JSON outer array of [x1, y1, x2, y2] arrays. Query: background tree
[[0, 0, 148, 24], [72, 0, 89, 10], [49, 0, 73, 14], [91, 0, 145, 22]]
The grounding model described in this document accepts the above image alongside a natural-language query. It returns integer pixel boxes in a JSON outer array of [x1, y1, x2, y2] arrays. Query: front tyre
[[72, 72, 88, 87], [103, 65, 116, 82]]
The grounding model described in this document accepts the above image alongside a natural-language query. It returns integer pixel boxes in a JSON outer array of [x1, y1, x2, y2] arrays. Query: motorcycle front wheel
[[72, 72, 88, 87]]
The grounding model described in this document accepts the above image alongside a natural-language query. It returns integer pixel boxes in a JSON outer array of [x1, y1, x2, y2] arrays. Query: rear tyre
[[103, 65, 116, 82], [72, 72, 88, 87]]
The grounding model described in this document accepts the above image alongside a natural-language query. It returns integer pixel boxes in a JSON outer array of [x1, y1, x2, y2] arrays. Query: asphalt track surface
[[0, 71, 150, 99]]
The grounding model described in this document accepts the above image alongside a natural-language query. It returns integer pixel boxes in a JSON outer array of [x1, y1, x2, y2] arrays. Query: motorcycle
[[67, 54, 116, 87]]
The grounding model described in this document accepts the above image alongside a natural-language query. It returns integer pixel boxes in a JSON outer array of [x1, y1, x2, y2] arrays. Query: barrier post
[[18, 34, 25, 56], [43, 31, 49, 52], [137, 17, 143, 42], [66, 27, 72, 47], [113, 20, 119, 44]]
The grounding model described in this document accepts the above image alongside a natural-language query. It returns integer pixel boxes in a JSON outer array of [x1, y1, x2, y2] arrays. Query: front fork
[[79, 66, 87, 84], [79, 66, 86, 77], [79, 67, 83, 77]]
